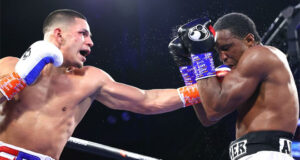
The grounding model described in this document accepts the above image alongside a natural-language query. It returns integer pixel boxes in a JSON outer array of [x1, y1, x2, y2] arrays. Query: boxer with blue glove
[[168, 27, 230, 107], [178, 13, 298, 160]]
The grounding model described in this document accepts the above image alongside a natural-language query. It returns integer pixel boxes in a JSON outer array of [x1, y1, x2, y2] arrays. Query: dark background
[[1, 0, 300, 160]]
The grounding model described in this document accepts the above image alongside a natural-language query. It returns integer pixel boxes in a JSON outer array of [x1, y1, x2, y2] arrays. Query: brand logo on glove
[[188, 24, 210, 41], [22, 47, 31, 60]]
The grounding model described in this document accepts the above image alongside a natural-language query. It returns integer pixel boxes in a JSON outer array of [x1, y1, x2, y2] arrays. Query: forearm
[[143, 89, 183, 114], [192, 103, 218, 126], [196, 78, 226, 120], [97, 81, 184, 114]]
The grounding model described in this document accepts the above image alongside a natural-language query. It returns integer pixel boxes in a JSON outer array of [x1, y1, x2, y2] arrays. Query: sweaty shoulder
[[81, 65, 115, 86], [0, 56, 19, 75], [237, 45, 286, 78]]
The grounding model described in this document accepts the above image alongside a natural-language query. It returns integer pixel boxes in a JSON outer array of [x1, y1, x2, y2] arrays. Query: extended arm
[[95, 71, 183, 115]]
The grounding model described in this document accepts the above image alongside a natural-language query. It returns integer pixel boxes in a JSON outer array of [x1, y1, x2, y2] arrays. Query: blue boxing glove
[[178, 18, 216, 80]]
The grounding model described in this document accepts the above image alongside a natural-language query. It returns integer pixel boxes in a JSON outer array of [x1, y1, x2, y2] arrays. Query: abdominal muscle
[[0, 80, 94, 159]]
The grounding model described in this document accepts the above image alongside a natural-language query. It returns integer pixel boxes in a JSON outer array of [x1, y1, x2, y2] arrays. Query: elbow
[[206, 111, 223, 122], [200, 120, 217, 127]]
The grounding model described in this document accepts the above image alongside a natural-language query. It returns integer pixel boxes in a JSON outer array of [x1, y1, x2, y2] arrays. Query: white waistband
[[0, 141, 54, 160]]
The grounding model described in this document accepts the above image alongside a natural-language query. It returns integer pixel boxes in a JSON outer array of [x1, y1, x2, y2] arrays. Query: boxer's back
[[0, 57, 100, 159], [236, 46, 299, 138]]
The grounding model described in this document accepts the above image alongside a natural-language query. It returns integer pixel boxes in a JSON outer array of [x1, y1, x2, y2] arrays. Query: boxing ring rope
[[67, 137, 162, 160]]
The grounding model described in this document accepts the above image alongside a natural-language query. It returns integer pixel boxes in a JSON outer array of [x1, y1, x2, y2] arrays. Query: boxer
[[0, 9, 203, 160], [173, 13, 299, 159]]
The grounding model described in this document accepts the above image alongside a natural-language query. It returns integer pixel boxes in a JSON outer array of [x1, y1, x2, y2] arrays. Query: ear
[[53, 28, 63, 44], [243, 33, 255, 47]]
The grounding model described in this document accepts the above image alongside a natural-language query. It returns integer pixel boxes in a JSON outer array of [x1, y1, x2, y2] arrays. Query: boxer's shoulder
[[82, 66, 111, 78], [0, 57, 19, 75], [237, 45, 279, 73], [0, 56, 19, 66], [79, 65, 115, 86]]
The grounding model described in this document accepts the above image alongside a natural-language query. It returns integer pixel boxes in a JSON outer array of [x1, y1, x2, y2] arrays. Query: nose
[[86, 36, 94, 48], [219, 51, 228, 63]]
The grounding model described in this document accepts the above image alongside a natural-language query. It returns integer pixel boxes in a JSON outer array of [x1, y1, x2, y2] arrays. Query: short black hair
[[213, 12, 261, 42], [43, 9, 87, 34]]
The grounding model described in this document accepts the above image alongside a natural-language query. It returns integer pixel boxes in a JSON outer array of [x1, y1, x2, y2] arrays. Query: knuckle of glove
[[168, 37, 191, 66], [178, 18, 215, 54], [27, 41, 63, 67]]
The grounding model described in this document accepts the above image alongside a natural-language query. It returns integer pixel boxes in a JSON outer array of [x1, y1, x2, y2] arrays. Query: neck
[[42, 64, 74, 76]]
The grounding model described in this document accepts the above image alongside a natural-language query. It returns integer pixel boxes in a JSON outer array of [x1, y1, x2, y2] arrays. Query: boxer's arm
[[95, 70, 183, 114], [0, 57, 18, 103], [197, 49, 266, 121], [193, 103, 218, 126]]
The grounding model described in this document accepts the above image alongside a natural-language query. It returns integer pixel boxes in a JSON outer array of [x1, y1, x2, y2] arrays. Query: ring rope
[[67, 137, 162, 160]]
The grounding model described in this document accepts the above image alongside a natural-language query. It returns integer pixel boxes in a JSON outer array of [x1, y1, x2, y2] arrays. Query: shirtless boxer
[[0, 9, 203, 160], [172, 13, 299, 159]]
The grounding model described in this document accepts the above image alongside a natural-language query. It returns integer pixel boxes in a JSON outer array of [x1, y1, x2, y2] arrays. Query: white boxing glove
[[15, 40, 63, 85], [0, 40, 63, 100]]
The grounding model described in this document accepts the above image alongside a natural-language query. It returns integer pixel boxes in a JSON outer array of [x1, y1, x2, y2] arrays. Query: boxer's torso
[[235, 46, 299, 138], [0, 57, 103, 159]]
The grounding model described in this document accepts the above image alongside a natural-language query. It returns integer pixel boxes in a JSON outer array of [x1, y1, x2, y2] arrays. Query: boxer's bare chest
[[15, 69, 97, 112]]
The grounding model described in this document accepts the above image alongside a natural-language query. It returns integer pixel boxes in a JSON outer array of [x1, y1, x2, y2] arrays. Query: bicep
[[217, 52, 267, 112], [220, 69, 261, 108], [98, 82, 146, 108], [95, 77, 147, 111]]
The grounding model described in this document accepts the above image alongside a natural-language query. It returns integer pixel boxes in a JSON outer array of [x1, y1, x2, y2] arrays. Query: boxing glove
[[178, 65, 231, 107], [178, 18, 216, 80], [0, 41, 63, 100], [178, 18, 215, 54], [168, 37, 196, 86]]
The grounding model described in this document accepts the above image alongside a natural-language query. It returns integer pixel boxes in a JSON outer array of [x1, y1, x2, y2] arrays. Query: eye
[[220, 44, 231, 51], [79, 31, 88, 37]]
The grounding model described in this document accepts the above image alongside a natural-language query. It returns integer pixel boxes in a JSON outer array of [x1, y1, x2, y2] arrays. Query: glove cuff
[[177, 84, 201, 107], [191, 52, 216, 80], [179, 65, 196, 86], [0, 72, 27, 100]]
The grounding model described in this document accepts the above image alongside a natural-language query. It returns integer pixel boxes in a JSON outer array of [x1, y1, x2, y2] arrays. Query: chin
[[75, 63, 84, 68]]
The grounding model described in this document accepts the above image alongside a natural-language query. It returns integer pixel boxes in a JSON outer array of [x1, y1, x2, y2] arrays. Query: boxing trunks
[[229, 131, 294, 160], [0, 141, 54, 160]]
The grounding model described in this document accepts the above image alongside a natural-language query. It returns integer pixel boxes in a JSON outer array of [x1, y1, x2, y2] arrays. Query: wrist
[[191, 52, 216, 80], [0, 72, 27, 100], [177, 84, 201, 107]]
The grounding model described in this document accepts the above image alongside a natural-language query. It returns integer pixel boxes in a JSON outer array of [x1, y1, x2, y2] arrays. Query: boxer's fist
[[168, 37, 191, 66], [16, 40, 63, 85], [178, 18, 215, 54]]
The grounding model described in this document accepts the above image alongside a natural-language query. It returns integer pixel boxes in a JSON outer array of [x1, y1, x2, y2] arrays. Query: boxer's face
[[60, 18, 94, 68], [214, 29, 248, 69]]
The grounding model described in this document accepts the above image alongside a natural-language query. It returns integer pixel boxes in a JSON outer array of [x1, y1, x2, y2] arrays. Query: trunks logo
[[22, 47, 31, 60], [188, 24, 210, 41], [229, 140, 247, 160], [279, 138, 292, 155]]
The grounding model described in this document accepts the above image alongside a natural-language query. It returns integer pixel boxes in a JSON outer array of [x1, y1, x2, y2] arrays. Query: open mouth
[[79, 50, 90, 57]]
